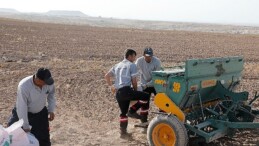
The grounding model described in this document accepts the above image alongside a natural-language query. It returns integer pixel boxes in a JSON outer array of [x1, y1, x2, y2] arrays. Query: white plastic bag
[[0, 125, 10, 146], [5, 119, 39, 146]]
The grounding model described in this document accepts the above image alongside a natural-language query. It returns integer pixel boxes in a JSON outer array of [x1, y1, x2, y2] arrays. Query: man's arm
[[105, 70, 116, 94], [135, 58, 142, 82], [16, 86, 30, 131], [131, 77, 138, 91], [130, 63, 138, 91], [144, 58, 161, 87], [135, 58, 141, 72], [47, 85, 56, 121], [155, 58, 162, 71], [105, 72, 113, 86]]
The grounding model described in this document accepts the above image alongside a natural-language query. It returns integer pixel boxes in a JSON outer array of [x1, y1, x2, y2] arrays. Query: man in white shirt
[[129, 47, 161, 123], [8, 68, 56, 146]]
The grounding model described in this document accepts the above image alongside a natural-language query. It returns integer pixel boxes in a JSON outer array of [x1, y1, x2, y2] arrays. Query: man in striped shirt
[[105, 49, 150, 135]]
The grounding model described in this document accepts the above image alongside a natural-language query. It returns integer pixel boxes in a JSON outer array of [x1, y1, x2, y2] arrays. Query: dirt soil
[[0, 18, 258, 146]]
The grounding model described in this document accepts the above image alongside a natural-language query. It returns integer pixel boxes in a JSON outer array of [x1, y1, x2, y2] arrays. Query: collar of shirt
[[123, 58, 131, 63], [30, 76, 38, 89]]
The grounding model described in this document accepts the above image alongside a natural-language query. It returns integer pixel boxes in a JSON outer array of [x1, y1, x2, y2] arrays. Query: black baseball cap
[[36, 68, 54, 85], [144, 47, 153, 56]]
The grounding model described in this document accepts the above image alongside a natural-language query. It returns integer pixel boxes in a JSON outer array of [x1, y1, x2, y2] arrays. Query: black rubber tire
[[147, 115, 188, 146]]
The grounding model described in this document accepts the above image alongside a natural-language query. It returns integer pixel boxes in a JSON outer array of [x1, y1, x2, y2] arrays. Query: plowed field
[[0, 18, 258, 146]]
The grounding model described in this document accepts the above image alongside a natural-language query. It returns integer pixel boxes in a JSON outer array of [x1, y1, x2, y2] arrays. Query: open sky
[[1, 0, 259, 26]]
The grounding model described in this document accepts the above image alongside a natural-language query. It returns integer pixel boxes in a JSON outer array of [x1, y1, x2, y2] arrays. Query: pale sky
[[1, 0, 259, 26]]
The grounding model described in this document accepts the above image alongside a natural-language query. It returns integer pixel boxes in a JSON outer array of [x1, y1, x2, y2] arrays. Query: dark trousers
[[8, 107, 51, 146], [143, 87, 157, 95], [116, 86, 150, 129], [130, 87, 156, 115]]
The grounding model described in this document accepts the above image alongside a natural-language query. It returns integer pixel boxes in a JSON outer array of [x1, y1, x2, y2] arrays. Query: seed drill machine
[[147, 56, 259, 146]]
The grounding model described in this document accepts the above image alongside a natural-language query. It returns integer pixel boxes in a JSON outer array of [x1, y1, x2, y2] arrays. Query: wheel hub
[[152, 123, 176, 146]]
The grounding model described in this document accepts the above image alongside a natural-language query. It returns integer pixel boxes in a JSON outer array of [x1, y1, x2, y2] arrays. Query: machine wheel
[[147, 115, 188, 146]]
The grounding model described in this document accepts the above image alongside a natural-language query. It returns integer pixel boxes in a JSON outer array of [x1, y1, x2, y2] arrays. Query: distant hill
[[0, 8, 259, 34], [0, 8, 19, 13], [45, 10, 88, 17]]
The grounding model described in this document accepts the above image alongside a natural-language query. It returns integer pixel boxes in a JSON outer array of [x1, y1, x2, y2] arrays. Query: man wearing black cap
[[129, 47, 161, 123], [8, 68, 56, 146]]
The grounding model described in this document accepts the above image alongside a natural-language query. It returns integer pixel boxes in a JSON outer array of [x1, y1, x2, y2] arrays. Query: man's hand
[[105, 72, 116, 94], [48, 112, 55, 121], [111, 85, 117, 94]]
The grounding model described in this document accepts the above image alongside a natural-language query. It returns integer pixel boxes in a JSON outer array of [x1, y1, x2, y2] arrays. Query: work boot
[[120, 128, 127, 135], [139, 115, 149, 129], [120, 128, 132, 139], [127, 112, 142, 119]]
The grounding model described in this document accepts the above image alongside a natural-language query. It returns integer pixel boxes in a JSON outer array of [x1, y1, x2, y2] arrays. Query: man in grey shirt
[[8, 68, 56, 146], [130, 47, 161, 123], [105, 49, 150, 135]]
